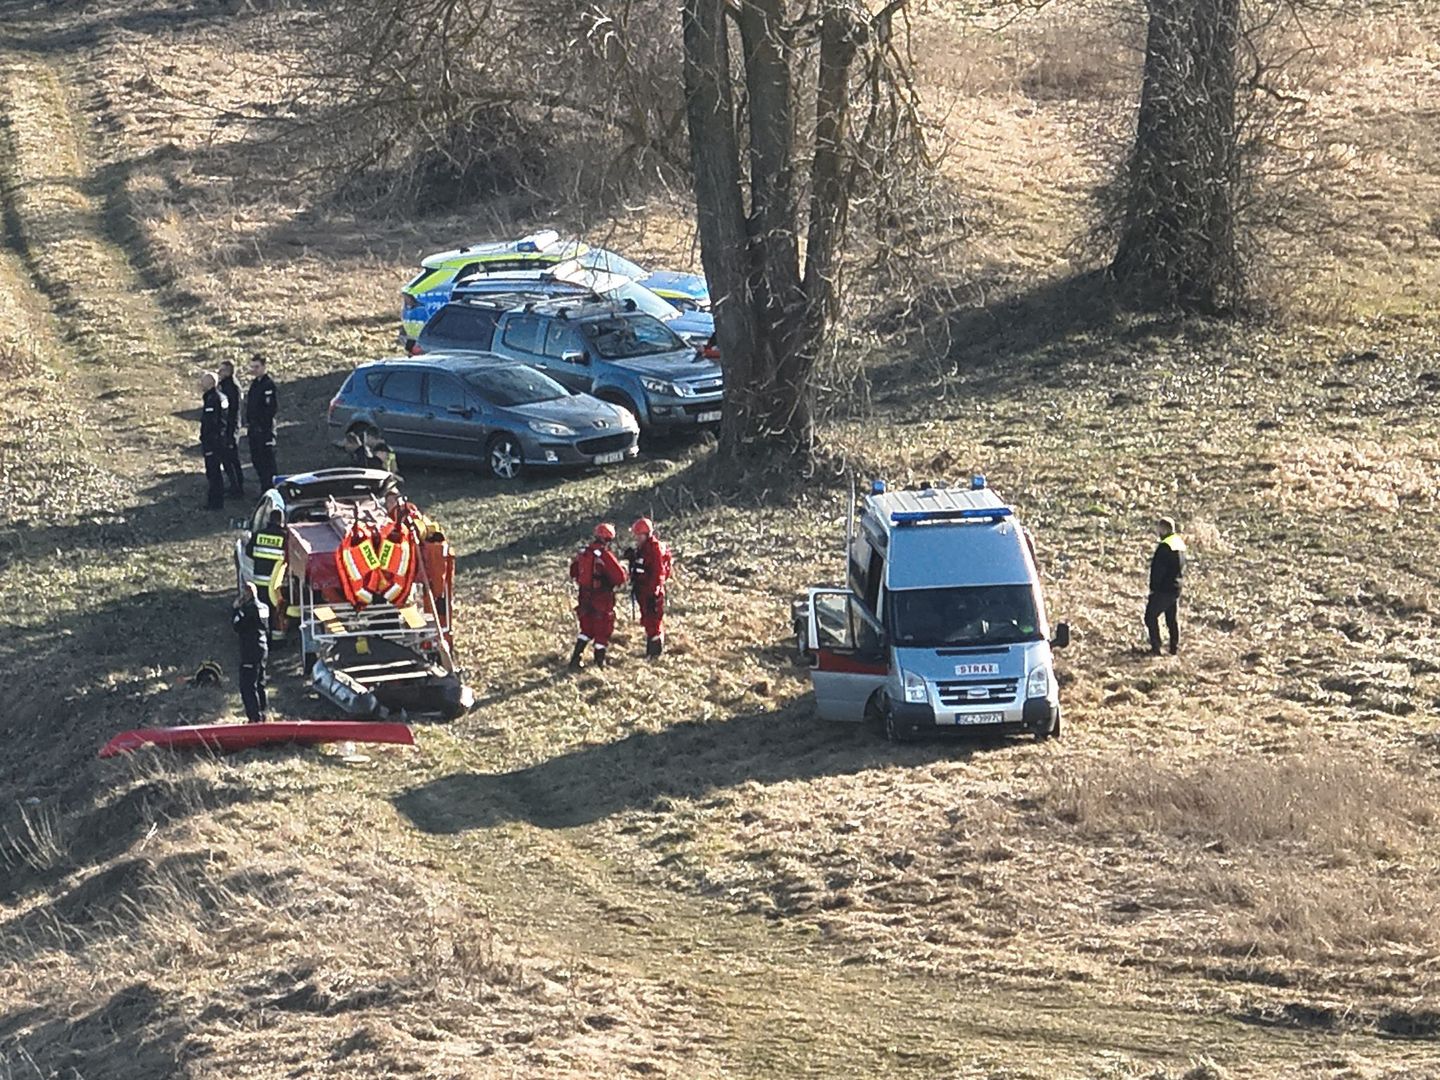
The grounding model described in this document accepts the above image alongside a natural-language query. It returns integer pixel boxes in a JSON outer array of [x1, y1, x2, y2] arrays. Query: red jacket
[[571, 542, 626, 611], [629, 535, 671, 598]]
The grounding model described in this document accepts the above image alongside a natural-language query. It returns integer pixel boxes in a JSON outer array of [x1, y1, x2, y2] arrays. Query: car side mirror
[[1051, 622, 1071, 649], [561, 350, 588, 365]]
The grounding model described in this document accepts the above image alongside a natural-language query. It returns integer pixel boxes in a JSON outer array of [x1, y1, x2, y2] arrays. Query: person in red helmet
[[625, 517, 672, 658], [569, 522, 627, 669]]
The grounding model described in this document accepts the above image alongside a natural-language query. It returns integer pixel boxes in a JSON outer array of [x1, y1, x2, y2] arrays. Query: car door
[[236, 491, 284, 589], [372, 368, 430, 456], [804, 588, 889, 722], [496, 313, 546, 368], [540, 320, 594, 393], [422, 371, 487, 463]]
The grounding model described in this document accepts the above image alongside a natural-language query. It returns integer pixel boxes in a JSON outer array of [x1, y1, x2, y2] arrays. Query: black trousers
[[249, 432, 277, 491], [1145, 592, 1180, 653], [221, 437, 244, 494], [239, 657, 268, 722], [203, 449, 225, 509]]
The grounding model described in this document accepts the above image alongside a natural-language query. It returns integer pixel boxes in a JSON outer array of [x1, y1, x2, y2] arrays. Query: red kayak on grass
[[98, 720, 415, 758]]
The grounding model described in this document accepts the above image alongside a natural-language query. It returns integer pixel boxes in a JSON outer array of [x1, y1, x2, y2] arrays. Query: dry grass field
[[2, 0, 1440, 1076]]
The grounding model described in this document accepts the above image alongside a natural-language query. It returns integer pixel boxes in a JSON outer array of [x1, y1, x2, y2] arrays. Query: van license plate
[[594, 451, 626, 465], [954, 663, 999, 676], [697, 410, 723, 423], [942, 712, 1005, 727]]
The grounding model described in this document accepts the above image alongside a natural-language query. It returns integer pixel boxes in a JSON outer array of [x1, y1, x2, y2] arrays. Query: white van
[[796, 478, 1069, 741]]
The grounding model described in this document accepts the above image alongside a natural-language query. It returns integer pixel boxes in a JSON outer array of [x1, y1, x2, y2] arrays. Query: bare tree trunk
[[1112, 0, 1242, 313], [683, 0, 768, 455]]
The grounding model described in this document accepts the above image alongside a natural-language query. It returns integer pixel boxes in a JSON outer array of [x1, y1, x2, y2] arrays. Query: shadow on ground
[[394, 699, 999, 832]]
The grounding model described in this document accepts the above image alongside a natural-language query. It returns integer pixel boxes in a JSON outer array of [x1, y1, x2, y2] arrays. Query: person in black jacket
[[232, 582, 270, 723], [217, 360, 245, 497], [198, 371, 227, 511], [1145, 517, 1187, 656], [244, 353, 279, 490]]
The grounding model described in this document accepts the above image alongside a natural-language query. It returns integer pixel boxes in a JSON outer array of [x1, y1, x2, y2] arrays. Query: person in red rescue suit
[[569, 523, 627, 669], [625, 517, 672, 658]]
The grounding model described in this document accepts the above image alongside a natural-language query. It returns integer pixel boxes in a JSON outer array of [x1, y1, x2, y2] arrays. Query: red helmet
[[593, 522, 617, 542], [631, 517, 654, 538]]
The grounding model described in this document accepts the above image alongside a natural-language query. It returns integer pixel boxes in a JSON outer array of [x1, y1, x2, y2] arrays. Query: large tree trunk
[[1112, 0, 1242, 313], [684, 0, 876, 461]]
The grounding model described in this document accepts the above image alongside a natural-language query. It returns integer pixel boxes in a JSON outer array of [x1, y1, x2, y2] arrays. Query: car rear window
[[580, 313, 686, 358], [380, 369, 425, 403], [501, 315, 543, 353], [426, 373, 470, 410], [428, 306, 499, 347]]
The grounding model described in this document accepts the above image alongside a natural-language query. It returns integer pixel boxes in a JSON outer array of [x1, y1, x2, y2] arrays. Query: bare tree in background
[[684, 0, 927, 461], [1111, 0, 1243, 312]]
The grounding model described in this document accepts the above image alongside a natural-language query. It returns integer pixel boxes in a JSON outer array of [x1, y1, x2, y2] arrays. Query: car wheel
[[600, 394, 641, 432], [486, 433, 524, 481], [347, 422, 381, 455]]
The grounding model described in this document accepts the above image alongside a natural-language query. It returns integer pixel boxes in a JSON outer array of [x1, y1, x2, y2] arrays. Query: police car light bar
[[890, 506, 1013, 525]]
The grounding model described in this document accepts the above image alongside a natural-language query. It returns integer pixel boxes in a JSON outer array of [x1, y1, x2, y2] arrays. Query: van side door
[[803, 588, 889, 722]]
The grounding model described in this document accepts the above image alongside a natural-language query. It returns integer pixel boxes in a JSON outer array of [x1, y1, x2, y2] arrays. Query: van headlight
[[901, 669, 928, 705], [1026, 665, 1051, 699]]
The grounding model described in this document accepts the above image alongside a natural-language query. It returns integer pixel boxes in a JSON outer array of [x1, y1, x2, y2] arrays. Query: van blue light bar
[[890, 507, 1013, 525]]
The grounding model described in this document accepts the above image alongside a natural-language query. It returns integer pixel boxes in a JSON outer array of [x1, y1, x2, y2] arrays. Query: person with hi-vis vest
[[1145, 517, 1187, 656], [569, 523, 627, 669]]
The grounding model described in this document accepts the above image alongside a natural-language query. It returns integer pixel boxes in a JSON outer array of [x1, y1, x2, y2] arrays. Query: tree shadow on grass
[[868, 270, 1209, 408], [0, 981, 203, 1080], [394, 697, 1008, 833]]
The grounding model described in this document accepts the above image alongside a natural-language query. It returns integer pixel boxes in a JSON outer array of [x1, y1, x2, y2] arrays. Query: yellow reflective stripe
[[1162, 534, 1186, 552], [378, 539, 395, 565], [356, 541, 380, 571], [254, 533, 285, 549]]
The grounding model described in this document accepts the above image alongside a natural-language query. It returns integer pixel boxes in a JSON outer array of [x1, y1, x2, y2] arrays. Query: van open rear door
[[798, 588, 889, 723]]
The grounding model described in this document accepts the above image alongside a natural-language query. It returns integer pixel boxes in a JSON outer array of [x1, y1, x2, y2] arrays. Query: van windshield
[[888, 585, 1041, 648]]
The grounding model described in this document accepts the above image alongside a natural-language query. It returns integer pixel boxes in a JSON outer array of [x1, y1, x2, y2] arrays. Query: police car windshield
[[463, 366, 568, 406], [889, 585, 1041, 648], [580, 313, 685, 358], [605, 280, 679, 321]]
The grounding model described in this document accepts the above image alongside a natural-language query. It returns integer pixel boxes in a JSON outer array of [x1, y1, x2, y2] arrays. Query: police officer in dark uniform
[[245, 353, 279, 491], [198, 371, 227, 511], [1145, 516, 1187, 656], [217, 359, 245, 497], [232, 581, 270, 723]]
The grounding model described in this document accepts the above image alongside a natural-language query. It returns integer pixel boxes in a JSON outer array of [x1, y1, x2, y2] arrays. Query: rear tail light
[[702, 340, 720, 360], [327, 397, 339, 421]]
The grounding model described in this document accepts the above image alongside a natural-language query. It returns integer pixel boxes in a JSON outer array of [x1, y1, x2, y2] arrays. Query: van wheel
[[1037, 709, 1061, 741], [486, 434, 524, 481], [881, 697, 911, 744]]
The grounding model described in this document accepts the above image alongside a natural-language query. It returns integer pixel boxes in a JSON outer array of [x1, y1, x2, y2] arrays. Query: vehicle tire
[[486, 433, 525, 481], [881, 695, 911, 744], [1037, 709, 1061, 741], [598, 394, 642, 433], [347, 422, 382, 458]]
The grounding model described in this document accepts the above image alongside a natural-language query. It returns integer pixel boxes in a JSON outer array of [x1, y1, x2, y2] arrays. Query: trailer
[[237, 469, 472, 721]]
